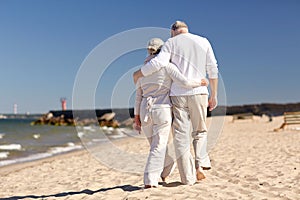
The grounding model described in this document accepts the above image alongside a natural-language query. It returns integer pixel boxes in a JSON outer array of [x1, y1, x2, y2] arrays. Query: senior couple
[[133, 21, 219, 188]]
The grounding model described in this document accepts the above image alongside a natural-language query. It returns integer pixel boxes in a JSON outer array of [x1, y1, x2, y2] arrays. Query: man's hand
[[133, 69, 144, 84], [208, 78, 218, 111], [208, 96, 218, 111]]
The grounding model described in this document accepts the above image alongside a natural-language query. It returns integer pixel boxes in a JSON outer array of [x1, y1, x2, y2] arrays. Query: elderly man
[[133, 21, 218, 185]]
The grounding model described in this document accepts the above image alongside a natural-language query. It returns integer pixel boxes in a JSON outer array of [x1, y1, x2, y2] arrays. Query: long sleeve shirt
[[134, 63, 201, 115], [141, 33, 218, 96]]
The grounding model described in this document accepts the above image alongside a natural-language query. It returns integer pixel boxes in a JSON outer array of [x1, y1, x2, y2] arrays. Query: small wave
[[33, 134, 41, 139], [48, 144, 82, 155], [109, 134, 125, 139], [0, 152, 9, 159], [107, 127, 114, 131], [0, 152, 52, 166], [0, 133, 5, 139], [83, 126, 96, 132], [77, 132, 84, 138], [92, 138, 109, 142], [0, 144, 22, 150], [101, 126, 115, 134], [0, 144, 83, 167], [108, 129, 125, 139], [67, 142, 75, 147], [101, 126, 114, 131]]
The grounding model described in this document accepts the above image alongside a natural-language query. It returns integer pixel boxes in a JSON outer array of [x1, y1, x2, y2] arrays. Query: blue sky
[[0, 0, 299, 114]]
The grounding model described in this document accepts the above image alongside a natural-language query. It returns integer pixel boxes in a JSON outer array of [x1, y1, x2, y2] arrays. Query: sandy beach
[[0, 116, 299, 200]]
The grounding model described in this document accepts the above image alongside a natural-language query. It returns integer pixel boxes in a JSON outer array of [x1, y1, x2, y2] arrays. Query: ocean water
[[0, 118, 133, 167]]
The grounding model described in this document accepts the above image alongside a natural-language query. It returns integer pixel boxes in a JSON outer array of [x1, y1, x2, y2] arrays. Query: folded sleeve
[[165, 63, 201, 88], [134, 80, 142, 115], [205, 39, 219, 79]]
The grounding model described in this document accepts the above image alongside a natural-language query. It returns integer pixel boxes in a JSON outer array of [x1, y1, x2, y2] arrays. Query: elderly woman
[[134, 38, 208, 188]]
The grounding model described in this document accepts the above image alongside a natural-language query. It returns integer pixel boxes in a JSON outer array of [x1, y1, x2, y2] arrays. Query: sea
[[0, 117, 134, 167]]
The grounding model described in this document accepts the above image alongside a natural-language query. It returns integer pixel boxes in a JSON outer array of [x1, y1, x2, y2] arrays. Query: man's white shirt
[[141, 33, 218, 96]]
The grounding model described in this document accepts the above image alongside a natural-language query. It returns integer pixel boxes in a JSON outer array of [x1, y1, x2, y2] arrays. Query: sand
[[0, 116, 299, 200]]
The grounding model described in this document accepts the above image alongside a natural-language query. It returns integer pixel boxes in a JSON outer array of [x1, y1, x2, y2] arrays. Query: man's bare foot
[[161, 176, 167, 182], [196, 168, 206, 181]]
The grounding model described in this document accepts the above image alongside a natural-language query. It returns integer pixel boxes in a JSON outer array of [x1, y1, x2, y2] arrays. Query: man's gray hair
[[171, 20, 188, 30]]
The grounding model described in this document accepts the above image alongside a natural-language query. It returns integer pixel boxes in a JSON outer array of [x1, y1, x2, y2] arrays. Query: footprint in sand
[[228, 178, 240, 184]]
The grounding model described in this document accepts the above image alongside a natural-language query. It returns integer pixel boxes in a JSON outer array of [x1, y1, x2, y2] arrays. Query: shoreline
[[0, 135, 138, 176], [0, 123, 136, 169], [0, 148, 87, 176], [0, 141, 84, 168]]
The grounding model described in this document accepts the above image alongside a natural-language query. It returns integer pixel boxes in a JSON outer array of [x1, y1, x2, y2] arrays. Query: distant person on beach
[[133, 38, 208, 188], [133, 21, 219, 185]]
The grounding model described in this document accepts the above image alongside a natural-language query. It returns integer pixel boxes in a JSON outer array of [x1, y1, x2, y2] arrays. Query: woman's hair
[[153, 48, 161, 55]]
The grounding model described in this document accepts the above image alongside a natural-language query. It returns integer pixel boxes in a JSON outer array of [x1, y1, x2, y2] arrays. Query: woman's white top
[[134, 62, 201, 115]]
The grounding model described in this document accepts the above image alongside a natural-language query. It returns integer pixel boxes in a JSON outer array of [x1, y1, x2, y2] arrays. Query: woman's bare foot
[[144, 185, 157, 189], [196, 168, 206, 181]]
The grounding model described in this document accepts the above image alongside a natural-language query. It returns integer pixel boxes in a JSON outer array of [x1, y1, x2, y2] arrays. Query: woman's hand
[[190, 78, 209, 88], [201, 78, 209, 86], [133, 115, 141, 133]]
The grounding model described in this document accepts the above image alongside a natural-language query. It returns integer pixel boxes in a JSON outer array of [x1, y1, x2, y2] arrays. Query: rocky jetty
[[31, 102, 300, 127], [31, 111, 127, 128]]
